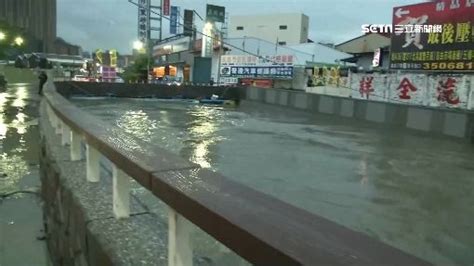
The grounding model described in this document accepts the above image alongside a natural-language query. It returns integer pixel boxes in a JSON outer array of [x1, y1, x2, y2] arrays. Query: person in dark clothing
[[38, 72, 48, 95]]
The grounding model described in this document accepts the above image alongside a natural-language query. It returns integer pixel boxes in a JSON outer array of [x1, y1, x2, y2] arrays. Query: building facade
[[229, 13, 309, 45], [55, 38, 81, 56], [336, 33, 391, 71], [0, 0, 57, 53]]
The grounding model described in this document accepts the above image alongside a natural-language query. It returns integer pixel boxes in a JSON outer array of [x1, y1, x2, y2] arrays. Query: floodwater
[[0, 80, 50, 265], [74, 97, 474, 266]]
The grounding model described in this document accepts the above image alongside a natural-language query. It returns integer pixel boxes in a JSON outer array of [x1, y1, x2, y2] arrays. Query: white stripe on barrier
[[168, 207, 193, 266], [112, 166, 130, 219], [86, 143, 100, 182]]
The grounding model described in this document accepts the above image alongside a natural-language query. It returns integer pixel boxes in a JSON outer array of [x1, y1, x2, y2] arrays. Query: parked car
[[72, 75, 97, 82], [152, 76, 182, 86], [72, 75, 88, 82]]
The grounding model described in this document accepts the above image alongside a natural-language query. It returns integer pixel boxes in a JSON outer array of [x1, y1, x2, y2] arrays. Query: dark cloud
[[58, 0, 417, 53]]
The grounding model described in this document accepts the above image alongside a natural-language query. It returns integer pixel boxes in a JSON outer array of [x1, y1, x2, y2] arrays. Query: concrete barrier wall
[[55, 82, 246, 102], [246, 87, 474, 142], [39, 101, 167, 265]]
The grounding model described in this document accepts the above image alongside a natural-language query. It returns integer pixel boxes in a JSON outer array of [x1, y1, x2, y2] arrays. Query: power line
[[128, 0, 282, 64]]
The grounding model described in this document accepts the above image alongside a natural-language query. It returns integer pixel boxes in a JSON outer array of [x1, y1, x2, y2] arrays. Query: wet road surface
[[74, 97, 474, 266], [0, 80, 50, 265]]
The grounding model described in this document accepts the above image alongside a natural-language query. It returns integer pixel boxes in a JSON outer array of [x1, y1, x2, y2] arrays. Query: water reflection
[[0, 92, 8, 139], [117, 110, 157, 142], [358, 154, 369, 186], [75, 98, 474, 265], [186, 106, 225, 169], [0, 153, 29, 194], [12, 86, 27, 108], [0, 85, 38, 194]]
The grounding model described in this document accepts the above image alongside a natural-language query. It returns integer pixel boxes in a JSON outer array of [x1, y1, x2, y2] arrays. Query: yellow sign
[[110, 49, 118, 68]]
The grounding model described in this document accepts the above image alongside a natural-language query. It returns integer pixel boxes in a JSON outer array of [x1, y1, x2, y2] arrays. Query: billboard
[[163, 0, 170, 16], [206, 4, 225, 23], [170, 6, 178, 34], [183, 9, 194, 36], [220, 55, 294, 79], [390, 0, 474, 71]]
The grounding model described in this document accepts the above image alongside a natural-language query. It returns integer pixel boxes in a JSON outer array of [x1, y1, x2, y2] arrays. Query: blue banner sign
[[170, 6, 178, 34]]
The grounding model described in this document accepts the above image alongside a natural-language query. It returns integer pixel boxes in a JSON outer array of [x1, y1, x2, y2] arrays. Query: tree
[[120, 54, 153, 83]]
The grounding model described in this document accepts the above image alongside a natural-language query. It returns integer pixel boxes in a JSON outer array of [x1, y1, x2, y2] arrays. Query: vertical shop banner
[[170, 6, 178, 34], [137, 0, 149, 42], [109, 49, 118, 68], [183, 9, 194, 36], [201, 24, 213, 58], [163, 0, 170, 16], [390, 0, 474, 71]]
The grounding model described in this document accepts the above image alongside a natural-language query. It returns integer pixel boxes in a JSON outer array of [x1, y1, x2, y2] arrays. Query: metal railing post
[[55, 116, 62, 135], [50, 112, 57, 130], [168, 207, 193, 266], [61, 123, 71, 146], [70, 130, 82, 161], [47, 105, 55, 127], [112, 165, 130, 219], [86, 143, 100, 182]]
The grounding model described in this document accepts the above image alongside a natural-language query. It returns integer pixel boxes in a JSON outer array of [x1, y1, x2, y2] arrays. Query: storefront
[[152, 35, 194, 82]]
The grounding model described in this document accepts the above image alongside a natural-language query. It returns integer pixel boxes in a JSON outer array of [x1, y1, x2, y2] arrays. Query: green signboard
[[206, 4, 225, 23]]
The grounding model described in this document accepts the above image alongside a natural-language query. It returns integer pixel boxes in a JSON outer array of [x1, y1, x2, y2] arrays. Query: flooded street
[[74, 97, 474, 266], [0, 78, 49, 265]]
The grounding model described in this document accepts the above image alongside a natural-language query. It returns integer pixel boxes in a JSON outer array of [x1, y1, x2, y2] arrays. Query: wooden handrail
[[43, 82, 432, 266]]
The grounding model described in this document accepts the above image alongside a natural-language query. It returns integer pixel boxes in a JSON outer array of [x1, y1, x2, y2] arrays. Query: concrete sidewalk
[[0, 77, 50, 265]]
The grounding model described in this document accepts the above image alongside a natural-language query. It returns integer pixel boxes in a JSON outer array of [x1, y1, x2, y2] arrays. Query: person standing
[[38, 71, 48, 95]]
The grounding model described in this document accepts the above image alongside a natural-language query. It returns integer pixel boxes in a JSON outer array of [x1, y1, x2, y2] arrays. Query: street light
[[14, 36, 24, 46], [0, 32, 5, 41], [132, 40, 150, 83], [133, 40, 144, 51], [204, 22, 213, 31]]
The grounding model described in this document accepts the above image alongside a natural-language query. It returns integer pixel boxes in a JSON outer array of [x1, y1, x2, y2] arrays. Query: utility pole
[[147, 0, 151, 83], [159, 0, 163, 41], [217, 30, 223, 85]]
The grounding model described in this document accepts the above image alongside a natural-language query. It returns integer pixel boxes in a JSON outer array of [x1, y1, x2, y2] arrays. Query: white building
[[229, 13, 309, 45]]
